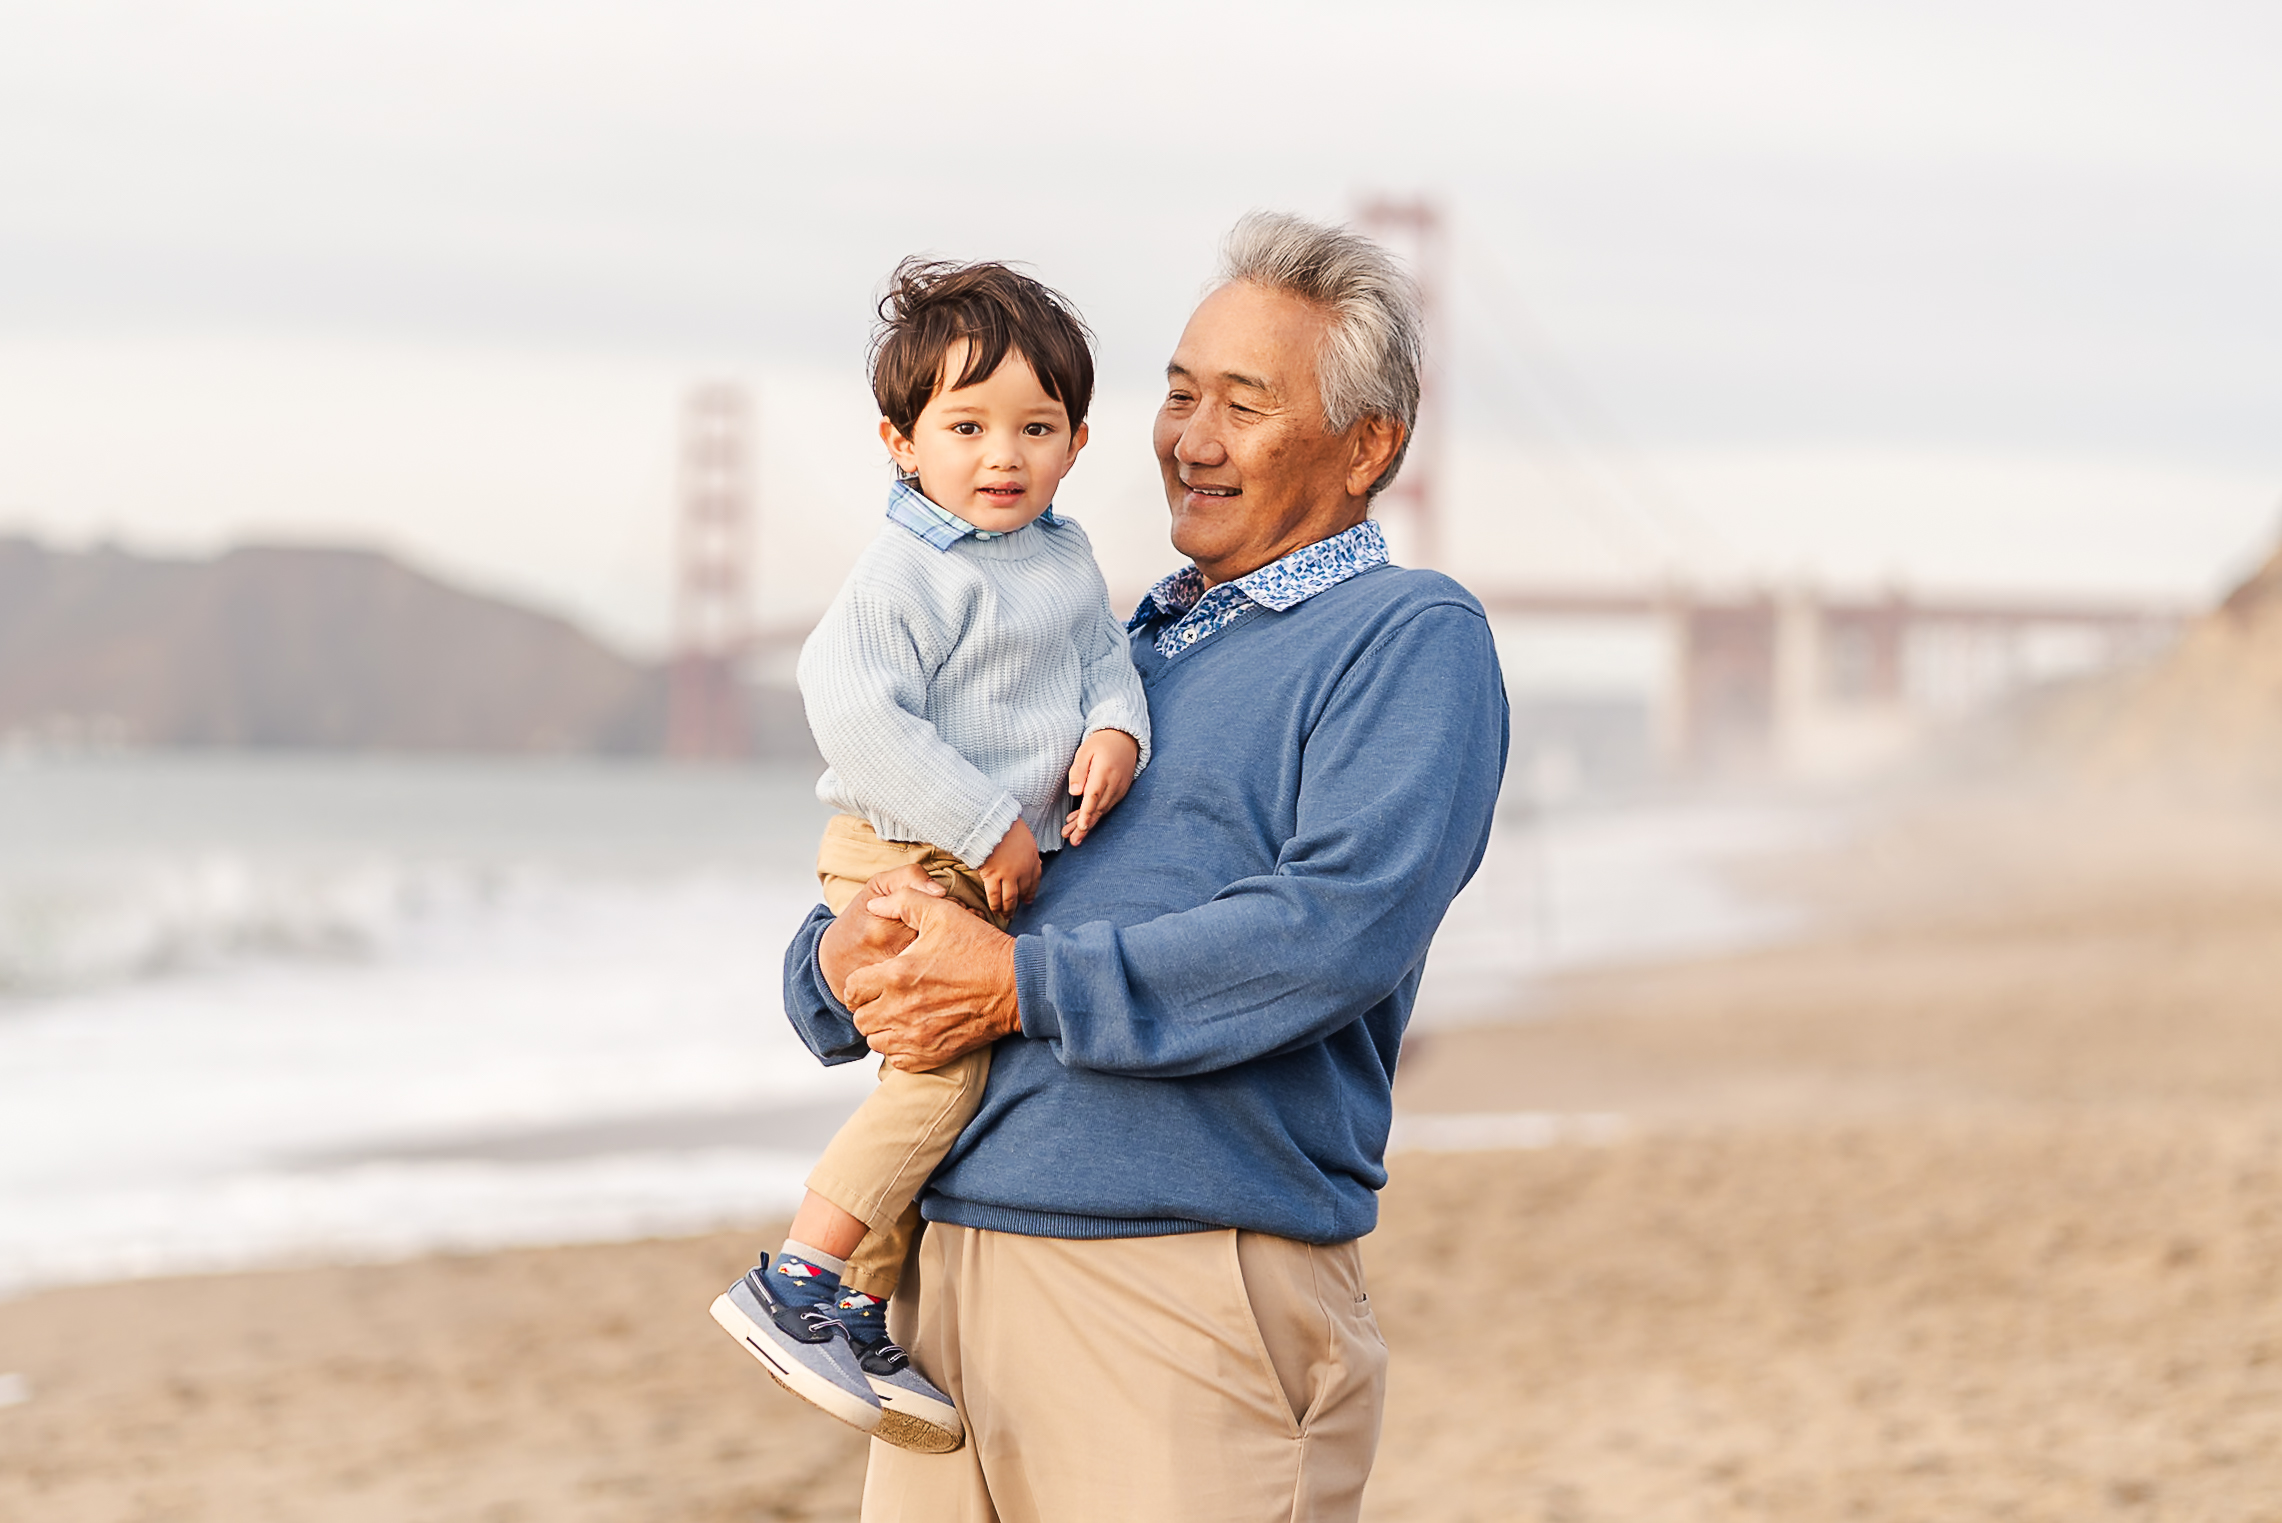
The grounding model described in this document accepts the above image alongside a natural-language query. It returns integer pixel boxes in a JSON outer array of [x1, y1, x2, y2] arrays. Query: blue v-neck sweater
[[780, 562, 1508, 1245]]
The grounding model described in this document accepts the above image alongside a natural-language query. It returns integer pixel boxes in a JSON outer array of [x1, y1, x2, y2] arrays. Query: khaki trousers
[[812, 814, 1007, 1298], [861, 1223, 1389, 1522]]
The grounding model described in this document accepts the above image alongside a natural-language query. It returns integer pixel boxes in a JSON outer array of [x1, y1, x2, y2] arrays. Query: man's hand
[[976, 818, 1042, 917], [1063, 729, 1139, 845], [818, 863, 945, 1001], [843, 887, 1022, 1072]]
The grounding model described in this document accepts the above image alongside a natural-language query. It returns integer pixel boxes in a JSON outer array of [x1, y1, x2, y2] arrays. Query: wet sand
[[6, 788, 2282, 1521]]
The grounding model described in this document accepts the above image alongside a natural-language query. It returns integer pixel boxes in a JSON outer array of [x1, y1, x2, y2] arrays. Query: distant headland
[[0, 537, 811, 760]]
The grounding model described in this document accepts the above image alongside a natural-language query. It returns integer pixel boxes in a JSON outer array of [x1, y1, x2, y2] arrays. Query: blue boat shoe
[[709, 1256, 881, 1433], [835, 1294, 963, 1453]]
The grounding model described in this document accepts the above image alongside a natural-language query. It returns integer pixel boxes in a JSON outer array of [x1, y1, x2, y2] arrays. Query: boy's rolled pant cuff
[[804, 1167, 910, 1242], [804, 1171, 920, 1301], [840, 1202, 924, 1301]]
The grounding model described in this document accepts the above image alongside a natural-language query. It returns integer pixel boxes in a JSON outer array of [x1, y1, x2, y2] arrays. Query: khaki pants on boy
[[860, 1222, 1389, 1522], [811, 813, 1008, 1299]]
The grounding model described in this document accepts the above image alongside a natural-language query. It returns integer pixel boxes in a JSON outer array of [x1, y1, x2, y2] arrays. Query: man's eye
[[1229, 403, 1255, 416]]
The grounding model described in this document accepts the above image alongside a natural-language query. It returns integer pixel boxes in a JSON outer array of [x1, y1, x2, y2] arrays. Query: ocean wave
[[0, 855, 521, 997], [0, 1149, 817, 1299]]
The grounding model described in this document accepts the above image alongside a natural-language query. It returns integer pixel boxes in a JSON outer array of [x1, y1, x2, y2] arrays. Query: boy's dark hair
[[870, 258, 1095, 439]]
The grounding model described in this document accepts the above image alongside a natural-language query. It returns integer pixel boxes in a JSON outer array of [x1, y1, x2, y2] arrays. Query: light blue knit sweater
[[798, 513, 1152, 868]]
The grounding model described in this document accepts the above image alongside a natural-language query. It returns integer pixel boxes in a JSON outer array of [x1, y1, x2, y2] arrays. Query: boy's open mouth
[[978, 484, 1025, 503]]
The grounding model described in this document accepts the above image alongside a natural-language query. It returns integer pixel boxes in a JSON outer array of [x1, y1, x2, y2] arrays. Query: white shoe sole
[[710, 1292, 882, 1434], [872, 1378, 964, 1454]]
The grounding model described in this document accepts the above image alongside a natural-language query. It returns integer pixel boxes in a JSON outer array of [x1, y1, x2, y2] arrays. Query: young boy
[[711, 259, 1149, 1453]]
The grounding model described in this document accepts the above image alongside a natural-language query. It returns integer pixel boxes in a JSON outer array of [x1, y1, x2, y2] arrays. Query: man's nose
[[1172, 415, 1227, 467]]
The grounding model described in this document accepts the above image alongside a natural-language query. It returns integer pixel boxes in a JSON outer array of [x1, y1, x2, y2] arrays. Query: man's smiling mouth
[[1184, 483, 1240, 498]]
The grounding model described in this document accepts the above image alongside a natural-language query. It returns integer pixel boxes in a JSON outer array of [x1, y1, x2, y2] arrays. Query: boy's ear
[[1066, 420, 1090, 468], [879, 417, 920, 473]]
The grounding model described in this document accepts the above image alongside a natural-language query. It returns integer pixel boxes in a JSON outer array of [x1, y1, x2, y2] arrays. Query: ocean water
[[0, 753, 1825, 1297], [1410, 794, 1832, 1028]]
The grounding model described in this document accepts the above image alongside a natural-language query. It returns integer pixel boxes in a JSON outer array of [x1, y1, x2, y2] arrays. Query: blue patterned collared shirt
[[1129, 519, 1390, 657], [885, 477, 1061, 549]]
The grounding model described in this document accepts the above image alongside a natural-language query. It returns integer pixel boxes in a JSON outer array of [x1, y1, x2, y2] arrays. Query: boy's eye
[[951, 421, 982, 435], [1023, 422, 1055, 437]]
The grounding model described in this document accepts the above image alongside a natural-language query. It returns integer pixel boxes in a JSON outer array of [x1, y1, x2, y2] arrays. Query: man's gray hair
[[1216, 210, 1424, 497]]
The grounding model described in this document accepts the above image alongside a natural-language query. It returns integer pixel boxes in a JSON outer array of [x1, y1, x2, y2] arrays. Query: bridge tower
[[667, 383, 753, 760], [1354, 196, 1446, 569]]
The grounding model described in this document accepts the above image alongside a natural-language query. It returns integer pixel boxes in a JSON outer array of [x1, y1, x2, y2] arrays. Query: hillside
[[2038, 538, 2282, 788], [0, 538, 666, 754]]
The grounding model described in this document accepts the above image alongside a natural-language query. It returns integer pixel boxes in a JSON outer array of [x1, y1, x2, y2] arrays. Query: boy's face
[[882, 344, 1088, 532]]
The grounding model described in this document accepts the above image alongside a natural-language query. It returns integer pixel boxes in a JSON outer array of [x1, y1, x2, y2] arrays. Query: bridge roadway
[[731, 583, 2192, 776]]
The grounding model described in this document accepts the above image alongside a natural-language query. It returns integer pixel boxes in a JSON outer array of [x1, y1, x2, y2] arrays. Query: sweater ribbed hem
[[923, 1199, 1216, 1241]]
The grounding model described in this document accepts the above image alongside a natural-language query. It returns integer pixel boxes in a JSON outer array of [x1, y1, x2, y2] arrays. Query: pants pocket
[[1229, 1232, 1312, 1436]]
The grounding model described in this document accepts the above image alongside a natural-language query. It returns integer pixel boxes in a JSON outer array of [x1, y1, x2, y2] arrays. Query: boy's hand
[[976, 818, 1042, 917], [1062, 729, 1139, 846]]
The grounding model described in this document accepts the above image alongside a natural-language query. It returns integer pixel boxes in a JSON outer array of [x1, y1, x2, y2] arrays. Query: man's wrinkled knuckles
[[847, 908, 911, 946], [844, 968, 908, 1008], [843, 969, 899, 1009], [882, 884, 961, 927], [861, 863, 936, 900], [858, 903, 921, 945]]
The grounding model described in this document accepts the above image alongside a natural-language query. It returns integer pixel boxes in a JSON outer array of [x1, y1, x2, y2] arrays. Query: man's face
[[1152, 282, 1375, 586]]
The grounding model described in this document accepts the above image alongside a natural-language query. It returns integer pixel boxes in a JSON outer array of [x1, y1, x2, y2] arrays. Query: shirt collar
[[1130, 519, 1389, 628], [885, 477, 1059, 550]]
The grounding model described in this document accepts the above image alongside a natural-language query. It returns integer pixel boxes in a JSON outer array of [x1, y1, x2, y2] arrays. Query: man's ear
[[1345, 416, 1404, 500], [880, 417, 920, 474]]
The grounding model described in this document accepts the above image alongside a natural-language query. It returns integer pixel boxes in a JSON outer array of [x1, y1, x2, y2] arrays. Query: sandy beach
[[6, 786, 2282, 1521]]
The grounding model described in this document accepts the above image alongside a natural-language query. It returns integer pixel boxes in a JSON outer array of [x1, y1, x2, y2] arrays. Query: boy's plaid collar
[[885, 478, 1061, 549]]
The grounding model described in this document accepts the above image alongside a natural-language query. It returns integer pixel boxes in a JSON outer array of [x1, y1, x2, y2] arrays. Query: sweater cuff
[[1084, 721, 1152, 774], [952, 791, 1025, 870], [1082, 694, 1153, 772], [1013, 933, 1060, 1044]]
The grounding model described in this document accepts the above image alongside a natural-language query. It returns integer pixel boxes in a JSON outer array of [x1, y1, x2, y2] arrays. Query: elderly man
[[779, 211, 1508, 1521]]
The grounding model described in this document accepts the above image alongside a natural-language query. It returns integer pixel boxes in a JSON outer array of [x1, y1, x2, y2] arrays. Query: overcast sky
[[1, 0, 2276, 653]]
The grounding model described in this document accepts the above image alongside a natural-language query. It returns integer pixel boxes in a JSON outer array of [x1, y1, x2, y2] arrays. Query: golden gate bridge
[[665, 201, 2187, 775]]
